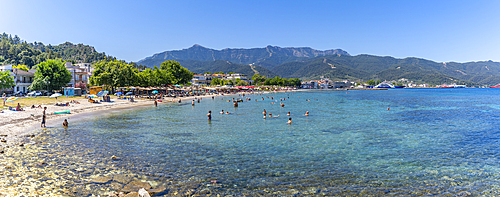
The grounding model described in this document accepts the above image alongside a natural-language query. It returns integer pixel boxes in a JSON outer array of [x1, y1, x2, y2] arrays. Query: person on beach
[[63, 119, 68, 127], [2, 93, 5, 106], [41, 107, 47, 128], [288, 117, 293, 124], [16, 103, 22, 111], [154, 100, 158, 107], [207, 110, 212, 120]]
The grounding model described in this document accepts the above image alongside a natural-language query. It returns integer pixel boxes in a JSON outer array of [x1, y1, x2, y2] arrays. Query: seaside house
[[191, 74, 214, 85], [65, 62, 90, 90], [0, 64, 34, 94], [301, 81, 317, 89], [12, 68, 35, 94], [226, 74, 253, 85]]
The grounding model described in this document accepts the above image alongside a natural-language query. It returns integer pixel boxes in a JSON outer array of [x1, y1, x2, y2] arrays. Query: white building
[[12, 68, 35, 93], [0, 64, 34, 94]]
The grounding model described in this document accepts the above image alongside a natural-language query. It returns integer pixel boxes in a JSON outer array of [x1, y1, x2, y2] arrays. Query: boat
[[490, 84, 500, 88], [393, 85, 406, 88], [375, 83, 394, 88]]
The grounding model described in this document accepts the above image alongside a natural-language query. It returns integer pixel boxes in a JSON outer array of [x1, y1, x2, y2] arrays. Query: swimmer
[[305, 111, 309, 116], [263, 115, 266, 119], [225, 111, 230, 115], [263, 109, 266, 115], [287, 112, 290, 116], [287, 117, 293, 124], [387, 107, 390, 111], [220, 110, 224, 114], [280, 103, 284, 107]]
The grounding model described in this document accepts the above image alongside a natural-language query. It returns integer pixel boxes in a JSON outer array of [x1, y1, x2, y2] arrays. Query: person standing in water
[[63, 119, 68, 127], [287, 117, 293, 124], [41, 107, 47, 128], [207, 111, 212, 120], [192, 100, 195, 106], [154, 100, 158, 107]]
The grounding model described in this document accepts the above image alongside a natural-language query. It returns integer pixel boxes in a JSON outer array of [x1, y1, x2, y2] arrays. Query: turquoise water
[[19, 89, 500, 195]]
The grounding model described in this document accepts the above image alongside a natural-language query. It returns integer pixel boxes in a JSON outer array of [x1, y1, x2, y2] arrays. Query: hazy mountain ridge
[[138, 45, 500, 85], [138, 44, 350, 69]]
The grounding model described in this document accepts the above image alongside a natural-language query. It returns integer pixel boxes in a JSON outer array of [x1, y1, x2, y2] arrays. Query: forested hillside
[[0, 33, 112, 68], [177, 59, 276, 78]]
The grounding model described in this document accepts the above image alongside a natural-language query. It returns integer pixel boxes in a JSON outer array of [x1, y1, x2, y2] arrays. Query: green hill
[[0, 33, 112, 68], [177, 59, 276, 78]]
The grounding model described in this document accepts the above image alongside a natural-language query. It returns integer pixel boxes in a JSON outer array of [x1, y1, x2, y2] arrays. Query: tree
[[0, 70, 14, 96], [90, 59, 139, 91], [13, 64, 29, 71], [251, 74, 266, 85], [211, 77, 221, 86], [367, 80, 376, 86], [160, 60, 193, 85], [30, 59, 71, 92], [236, 80, 249, 86]]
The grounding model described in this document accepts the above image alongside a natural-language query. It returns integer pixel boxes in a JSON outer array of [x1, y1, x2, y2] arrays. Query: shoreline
[[0, 92, 250, 153]]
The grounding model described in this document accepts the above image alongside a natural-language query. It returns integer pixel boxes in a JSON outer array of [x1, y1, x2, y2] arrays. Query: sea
[[3, 88, 500, 196]]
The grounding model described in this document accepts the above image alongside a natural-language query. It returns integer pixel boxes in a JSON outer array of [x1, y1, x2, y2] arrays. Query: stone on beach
[[138, 188, 151, 197]]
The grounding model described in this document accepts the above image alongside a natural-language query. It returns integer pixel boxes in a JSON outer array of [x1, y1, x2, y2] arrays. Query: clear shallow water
[[6, 88, 500, 196]]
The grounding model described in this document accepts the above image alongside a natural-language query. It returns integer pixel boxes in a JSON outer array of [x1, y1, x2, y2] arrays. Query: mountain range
[[138, 45, 500, 86]]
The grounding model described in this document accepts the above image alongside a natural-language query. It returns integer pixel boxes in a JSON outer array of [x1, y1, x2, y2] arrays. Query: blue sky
[[1, 0, 499, 63]]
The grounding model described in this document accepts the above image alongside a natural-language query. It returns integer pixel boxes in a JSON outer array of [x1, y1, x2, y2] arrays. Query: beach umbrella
[[114, 92, 124, 96], [88, 94, 97, 98], [97, 90, 109, 97], [5, 96, 18, 102], [151, 90, 159, 94], [50, 93, 63, 98], [125, 92, 134, 96]]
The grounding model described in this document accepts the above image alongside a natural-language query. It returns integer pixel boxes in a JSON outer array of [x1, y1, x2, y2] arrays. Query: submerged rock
[[113, 174, 132, 184], [91, 175, 113, 184], [124, 192, 139, 197], [146, 186, 166, 195], [122, 181, 151, 193]]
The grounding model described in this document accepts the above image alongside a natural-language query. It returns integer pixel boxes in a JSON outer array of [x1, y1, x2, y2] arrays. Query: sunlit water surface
[[5, 88, 500, 196]]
